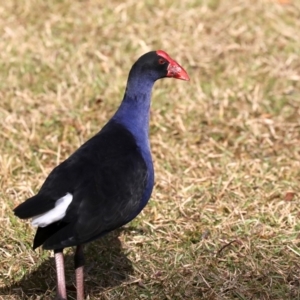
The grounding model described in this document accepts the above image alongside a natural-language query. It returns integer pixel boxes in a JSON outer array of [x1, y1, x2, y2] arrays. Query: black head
[[131, 50, 189, 82]]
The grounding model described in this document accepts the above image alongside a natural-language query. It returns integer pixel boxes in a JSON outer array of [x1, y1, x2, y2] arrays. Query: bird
[[13, 50, 189, 300]]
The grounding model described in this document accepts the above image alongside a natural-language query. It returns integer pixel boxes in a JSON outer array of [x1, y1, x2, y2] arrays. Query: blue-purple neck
[[112, 69, 156, 217], [112, 73, 155, 144]]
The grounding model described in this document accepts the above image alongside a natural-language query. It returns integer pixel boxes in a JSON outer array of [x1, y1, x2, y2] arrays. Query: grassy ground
[[0, 0, 300, 299]]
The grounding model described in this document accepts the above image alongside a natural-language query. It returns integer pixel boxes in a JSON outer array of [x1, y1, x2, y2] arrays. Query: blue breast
[[136, 145, 154, 214]]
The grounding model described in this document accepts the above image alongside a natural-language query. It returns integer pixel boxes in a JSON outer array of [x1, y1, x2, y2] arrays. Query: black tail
[[33, 221, 69, 249], [14, 194, 55, 219]]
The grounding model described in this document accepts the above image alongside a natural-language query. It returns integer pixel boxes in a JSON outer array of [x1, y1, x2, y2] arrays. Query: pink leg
[[76, 265, 84, 300], [54, 249, 67, 300], [74, 245, 85, 300]]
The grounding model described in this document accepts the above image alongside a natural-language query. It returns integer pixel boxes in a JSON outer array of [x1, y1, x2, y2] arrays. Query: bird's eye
[[158, 58, 166, 65]]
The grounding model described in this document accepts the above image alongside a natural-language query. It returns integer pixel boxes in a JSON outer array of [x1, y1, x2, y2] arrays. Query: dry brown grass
[[1, 0, 300, 299]]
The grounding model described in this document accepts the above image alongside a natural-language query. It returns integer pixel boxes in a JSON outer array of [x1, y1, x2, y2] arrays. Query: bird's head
[[132, 50, 190, 82], [156, 50, 189, 81]]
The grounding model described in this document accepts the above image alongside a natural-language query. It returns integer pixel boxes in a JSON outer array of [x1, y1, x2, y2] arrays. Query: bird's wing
[[14, 120, 152, 249], [42, 151, 149, 249]]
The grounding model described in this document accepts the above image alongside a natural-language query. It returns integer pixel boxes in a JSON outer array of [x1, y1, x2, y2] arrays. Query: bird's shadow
[[0, 229, 135, 299]]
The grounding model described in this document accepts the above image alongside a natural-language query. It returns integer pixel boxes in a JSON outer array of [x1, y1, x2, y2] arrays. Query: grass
[[0, 0, 300, 299]]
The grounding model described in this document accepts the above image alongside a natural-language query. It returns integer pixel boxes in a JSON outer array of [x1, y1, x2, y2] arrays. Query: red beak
[[156, 50, 190, 81], [167, 62, 190, 81]]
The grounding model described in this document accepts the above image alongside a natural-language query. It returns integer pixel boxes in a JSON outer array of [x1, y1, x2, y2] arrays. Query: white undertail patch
[[31, 193, 73, 227]]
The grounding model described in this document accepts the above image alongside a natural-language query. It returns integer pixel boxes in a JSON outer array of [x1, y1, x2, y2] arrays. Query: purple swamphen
[[13, 50, 189, 300]]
